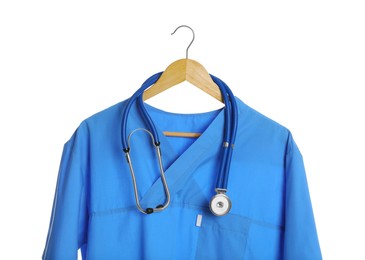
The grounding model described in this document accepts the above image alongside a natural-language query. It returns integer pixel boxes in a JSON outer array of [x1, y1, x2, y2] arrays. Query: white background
[[0, 1, 364, 259]]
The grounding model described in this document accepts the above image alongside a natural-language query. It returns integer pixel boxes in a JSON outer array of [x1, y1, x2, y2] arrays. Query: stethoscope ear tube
[[124, 128, 170, 215]]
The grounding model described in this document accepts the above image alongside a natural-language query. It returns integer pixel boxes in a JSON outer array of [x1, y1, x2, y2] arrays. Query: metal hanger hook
[[171, 25, 195, 59]]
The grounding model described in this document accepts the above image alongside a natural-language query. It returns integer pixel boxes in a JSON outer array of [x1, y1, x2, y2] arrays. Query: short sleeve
[[283, 132, 322, 259], [42, 122, 89, 260]]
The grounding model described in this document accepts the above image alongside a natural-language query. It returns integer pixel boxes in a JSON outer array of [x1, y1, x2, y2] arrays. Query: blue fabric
[[42, 97, 322, 259]]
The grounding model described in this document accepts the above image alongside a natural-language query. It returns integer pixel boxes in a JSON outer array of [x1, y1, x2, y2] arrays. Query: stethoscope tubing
[[212, 76, 238, 189], [121, 72, 238, 195], [121, 72, 162, 151]]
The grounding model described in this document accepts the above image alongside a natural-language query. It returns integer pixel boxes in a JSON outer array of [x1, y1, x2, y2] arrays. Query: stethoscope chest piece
[[209, 193, 232, 216]]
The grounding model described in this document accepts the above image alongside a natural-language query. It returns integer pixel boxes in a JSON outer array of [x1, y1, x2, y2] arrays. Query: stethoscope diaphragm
[[209, 193, 232, 216]]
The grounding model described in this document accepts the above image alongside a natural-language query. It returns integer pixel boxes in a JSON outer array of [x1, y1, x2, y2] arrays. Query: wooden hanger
[[143, 25, 223, 138]]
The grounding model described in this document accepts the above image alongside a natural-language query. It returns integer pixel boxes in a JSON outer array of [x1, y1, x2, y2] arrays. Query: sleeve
[[283, 132, 322, 259], [42, 122, 89, 260]]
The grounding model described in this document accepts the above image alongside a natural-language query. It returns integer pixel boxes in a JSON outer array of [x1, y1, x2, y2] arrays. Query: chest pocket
[[195, 213, 250, 260]]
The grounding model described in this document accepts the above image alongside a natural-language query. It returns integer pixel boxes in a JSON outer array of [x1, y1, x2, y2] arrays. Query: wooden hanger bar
[[143, 59, 223, 102], [163, 131, 201, 138]]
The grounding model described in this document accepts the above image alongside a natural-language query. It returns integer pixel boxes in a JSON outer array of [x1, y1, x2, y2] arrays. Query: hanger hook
[[171, 25, 195, 59]]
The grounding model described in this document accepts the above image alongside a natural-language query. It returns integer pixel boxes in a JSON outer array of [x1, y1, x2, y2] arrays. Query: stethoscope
[[121, 72, 238, 216]]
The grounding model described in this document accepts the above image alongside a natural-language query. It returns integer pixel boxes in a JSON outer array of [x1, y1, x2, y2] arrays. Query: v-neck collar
[[126, 101, 225, 208]]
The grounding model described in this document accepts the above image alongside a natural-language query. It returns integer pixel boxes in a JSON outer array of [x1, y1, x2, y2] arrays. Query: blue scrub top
[[42, 97, 322, 259]]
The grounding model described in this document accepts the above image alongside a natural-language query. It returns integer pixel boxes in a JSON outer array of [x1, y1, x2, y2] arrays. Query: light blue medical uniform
[[42, 96, 322, 259]]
